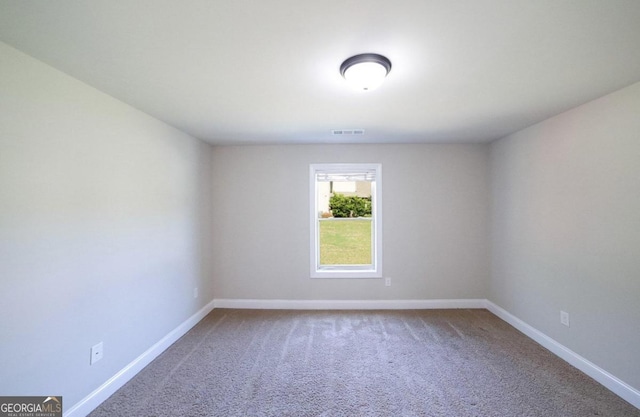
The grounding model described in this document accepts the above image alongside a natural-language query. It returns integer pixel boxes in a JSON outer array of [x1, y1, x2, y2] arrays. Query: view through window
[[310, 164, 382, 278]]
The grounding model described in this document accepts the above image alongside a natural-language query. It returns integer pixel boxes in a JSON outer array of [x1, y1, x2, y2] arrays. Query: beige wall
[[490, 82, 640, 390], [0, 41, 214, 407], [211, 143, 491, 300]]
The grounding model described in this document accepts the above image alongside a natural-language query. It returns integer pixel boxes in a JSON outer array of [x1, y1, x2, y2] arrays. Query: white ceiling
[[1, 0, 640, 145]]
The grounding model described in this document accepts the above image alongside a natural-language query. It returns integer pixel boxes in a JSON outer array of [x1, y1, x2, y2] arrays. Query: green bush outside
[[329, 193, 372, 218]]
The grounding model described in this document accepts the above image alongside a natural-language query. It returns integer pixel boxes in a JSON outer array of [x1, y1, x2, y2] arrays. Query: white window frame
[[310, 163, 382, 278]]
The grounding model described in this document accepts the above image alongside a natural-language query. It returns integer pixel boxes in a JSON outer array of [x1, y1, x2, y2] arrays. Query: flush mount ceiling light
[[340, 53, 392, 91]]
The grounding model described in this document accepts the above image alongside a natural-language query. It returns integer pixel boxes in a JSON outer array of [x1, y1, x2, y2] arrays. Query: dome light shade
[[340, 54, 392, 91]]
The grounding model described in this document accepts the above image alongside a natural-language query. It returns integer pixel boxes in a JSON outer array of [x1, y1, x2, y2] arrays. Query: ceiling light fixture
[[340, 53, 392, 91]]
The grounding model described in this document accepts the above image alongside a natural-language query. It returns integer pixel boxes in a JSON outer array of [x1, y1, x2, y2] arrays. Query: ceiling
[[1, 0, 640, 145]]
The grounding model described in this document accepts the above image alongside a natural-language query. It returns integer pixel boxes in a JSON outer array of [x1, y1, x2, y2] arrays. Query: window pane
[[317, 178, 374, 268], [319, 218, 372, 265]]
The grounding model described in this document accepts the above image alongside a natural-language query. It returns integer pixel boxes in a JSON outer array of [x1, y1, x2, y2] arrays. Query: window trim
[[309, 163, 382, 279]]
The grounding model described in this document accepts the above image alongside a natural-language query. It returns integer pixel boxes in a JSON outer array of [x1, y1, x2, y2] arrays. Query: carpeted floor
[[89, 309, 640, 417]]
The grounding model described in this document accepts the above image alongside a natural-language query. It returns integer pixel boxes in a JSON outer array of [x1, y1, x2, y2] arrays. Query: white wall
[[212, 144, 490, 301], [0, 41, 214, 408], [490, 82, 640, 390]]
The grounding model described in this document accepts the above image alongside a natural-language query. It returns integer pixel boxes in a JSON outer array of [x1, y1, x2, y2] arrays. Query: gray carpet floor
[[89, 309, 640, 417]]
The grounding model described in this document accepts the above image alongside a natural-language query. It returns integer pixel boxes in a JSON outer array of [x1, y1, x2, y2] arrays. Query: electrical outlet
[[560, 311, 570, 327], [385, 277, 391, 287], [91, 342, 103, 365], [193, 287, 198, 299]]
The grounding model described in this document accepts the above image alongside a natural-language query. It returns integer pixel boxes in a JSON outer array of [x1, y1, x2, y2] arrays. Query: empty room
[[1, 1, 639, 416]]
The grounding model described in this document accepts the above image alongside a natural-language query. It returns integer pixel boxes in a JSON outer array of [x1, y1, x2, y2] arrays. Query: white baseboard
[[213, 298, 487, 310], [64, 299, 216, 417], [485, 300, 640, 409]]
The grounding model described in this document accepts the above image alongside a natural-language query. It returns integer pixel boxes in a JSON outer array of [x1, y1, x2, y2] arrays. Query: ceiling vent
[[331, 129, 365, 136]]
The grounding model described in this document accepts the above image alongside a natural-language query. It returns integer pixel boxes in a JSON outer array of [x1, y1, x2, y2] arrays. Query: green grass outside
[[319, 219, 372, 265]]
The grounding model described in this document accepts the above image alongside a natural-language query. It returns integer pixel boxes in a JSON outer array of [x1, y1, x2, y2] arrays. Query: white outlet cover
[[91, 342, 104, 365], [560, 311, 570, 327]]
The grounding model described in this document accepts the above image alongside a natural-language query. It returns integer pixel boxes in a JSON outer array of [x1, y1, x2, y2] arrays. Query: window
[[310, 163, 382, 278]]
